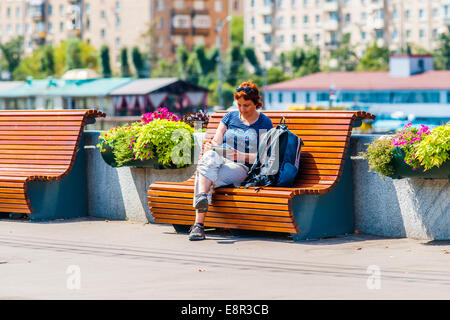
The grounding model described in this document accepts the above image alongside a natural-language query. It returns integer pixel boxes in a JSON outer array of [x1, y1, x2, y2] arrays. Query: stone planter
[[390, 147, 450, 180]]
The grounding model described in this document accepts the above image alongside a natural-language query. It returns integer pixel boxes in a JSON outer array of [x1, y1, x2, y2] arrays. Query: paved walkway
[[0, 218, 449, 300]]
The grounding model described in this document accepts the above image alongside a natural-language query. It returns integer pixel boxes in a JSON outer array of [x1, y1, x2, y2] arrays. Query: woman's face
[[236, 97, 257, 115]]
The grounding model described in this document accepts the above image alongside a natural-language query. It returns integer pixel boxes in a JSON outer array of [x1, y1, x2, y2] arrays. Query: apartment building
[[245, 0, 450, 69], [151, 0, 232, 59], [0, 0, 236, 73]]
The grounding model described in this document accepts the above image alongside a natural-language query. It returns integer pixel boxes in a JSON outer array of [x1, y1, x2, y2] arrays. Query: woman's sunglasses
[[236, 86, 254, 94]]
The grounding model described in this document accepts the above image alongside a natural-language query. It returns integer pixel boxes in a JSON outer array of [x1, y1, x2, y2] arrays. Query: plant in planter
[[361, 123, 450, 179], [181, 109, 210, 131], [97, 107, 194, 168]]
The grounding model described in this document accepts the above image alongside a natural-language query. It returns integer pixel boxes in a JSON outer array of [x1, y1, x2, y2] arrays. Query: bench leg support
[[27, 135, 88, 221], [291, 152, 354, 241]]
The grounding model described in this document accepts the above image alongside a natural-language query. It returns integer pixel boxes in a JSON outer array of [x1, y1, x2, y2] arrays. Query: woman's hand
[[203, 141, 213, 152]]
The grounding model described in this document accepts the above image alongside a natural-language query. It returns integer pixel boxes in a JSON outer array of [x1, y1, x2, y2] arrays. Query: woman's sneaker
[[189, 223, 205, 241], [194, 192, 209, 213]]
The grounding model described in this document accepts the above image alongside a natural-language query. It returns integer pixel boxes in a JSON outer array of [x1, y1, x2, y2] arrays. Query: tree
[[231, 16, 244, 44], [99, 45, 112, 78], [266, 68, 289, 84], [434, 33, 450, 70], [132, 46, 146, 78], [242, 45, 261, 75], [356, 41, 390, 71], [0, 36, 24, 79], [226, 42, 245, 86], [66, 39, 83, 70], [120, 47, 131, 77], [327, 33, 358, 71], [42, 44, 55, 75]]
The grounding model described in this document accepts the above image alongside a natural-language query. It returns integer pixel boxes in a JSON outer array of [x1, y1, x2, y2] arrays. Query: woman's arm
[[203, 121, 227, 152]]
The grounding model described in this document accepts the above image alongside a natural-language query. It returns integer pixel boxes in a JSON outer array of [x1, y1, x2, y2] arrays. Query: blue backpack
[[241, 117, 304, 189]]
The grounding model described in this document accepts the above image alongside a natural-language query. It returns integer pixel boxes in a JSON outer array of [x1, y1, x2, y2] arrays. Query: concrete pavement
[[0, 218, 449, 300]]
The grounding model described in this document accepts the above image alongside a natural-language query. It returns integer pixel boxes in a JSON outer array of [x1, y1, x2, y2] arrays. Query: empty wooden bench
[[0, 109, 105, 220], [148, 110, 375, 241]]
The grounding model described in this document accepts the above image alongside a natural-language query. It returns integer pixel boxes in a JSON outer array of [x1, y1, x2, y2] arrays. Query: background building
[[245, 0, 450, 69], [0, 0, 235, 72]]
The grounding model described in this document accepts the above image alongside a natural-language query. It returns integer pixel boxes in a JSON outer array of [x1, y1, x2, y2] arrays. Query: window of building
[[361, 31, 366, 40], [292, 92, 296, 103], [116, 37, 121, 48], [392, 8, 397, 19], [291, 0, 296, 7], [278, 92, 283, 103], [16, 24, 22, 35], [419, 29, 425, 39], [345, 13, 350, 22], [375, 29, 383, 39], [264, 52, 272, 61], [315, 33, 320, 42], [315, 14, 320, 25], [303, 34, 308, 42], [278, 16, 284, 26], [7, 8, 11, 18], [447, 91, 450, 103], [278, 0, 284, 8], [268, 92, 272, 104], [48, 5, 53, 16], [215, 0, 223, 12], [303, 0, 308, 7], [101, 29, 105, 38], [47, 23, 52, 34], [251, 16, 255, 28], [292, 34, 296, 43], [251, 36, 255, 44], [303, 15, 308, 25], [7, 24, 12, 35], [406, 29, 411, 38], [279, 34, 284, 43], [116, 16, 121, 28], [251, 0, 255, 7], [433, 8, 438, 18], [392, 29, 398, 39], [86, 3, 91, 14], [116, 1, 121, 9], [419, 9, 424, 19], [16, 7, 21, 18], [306, 92, 310, 103], [264, 15, 272, 24], [156, 0, 164, 11], [405, 9, 410, 19], [316, 92, 329, 101], [433, 28, 438, 39], [101, 10, 105, 19], [361, 12, 366, 21], [291, 16, 296, 26], [264, 34, 272, 43], [330, 12, 339, 21], [60, 5, 64, 16]]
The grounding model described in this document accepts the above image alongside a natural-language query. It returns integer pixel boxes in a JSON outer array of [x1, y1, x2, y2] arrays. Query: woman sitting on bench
[[189, 80, 274, 241]]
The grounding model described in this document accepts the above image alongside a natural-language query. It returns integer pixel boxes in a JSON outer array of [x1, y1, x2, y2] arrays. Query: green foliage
[[266, 68, 288, 84], [242, 45, 261, 75], [415, 124, 450, 171], [99, 45, 112, 78], [231, 16, 244, 44], [328, 33, 358, 71], [97, 122, 143, 166], [132, 46, 146, 78], [287, 45, 321, 77], [120, 47, 131, 77], [97, 119, 194, 168], [360, 136, 395, 178], [356, 41, 390, 71], [66, 39, 83, 70], [134, 119, 194, 167], [433, 33, 450, 70], [0, 36, 24, 77]]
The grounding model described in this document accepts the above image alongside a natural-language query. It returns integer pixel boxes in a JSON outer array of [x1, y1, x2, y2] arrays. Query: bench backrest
[[0, 110, 105, 176], [205, 110, 374, 192]]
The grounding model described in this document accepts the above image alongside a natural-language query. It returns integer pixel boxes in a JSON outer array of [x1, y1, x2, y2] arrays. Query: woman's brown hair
[[234, 80, 263, 109]]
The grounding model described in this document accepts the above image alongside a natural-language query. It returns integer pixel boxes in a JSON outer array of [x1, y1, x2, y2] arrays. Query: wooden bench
[[147, 110, 375, 241], [0, 109, 105, 220]]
